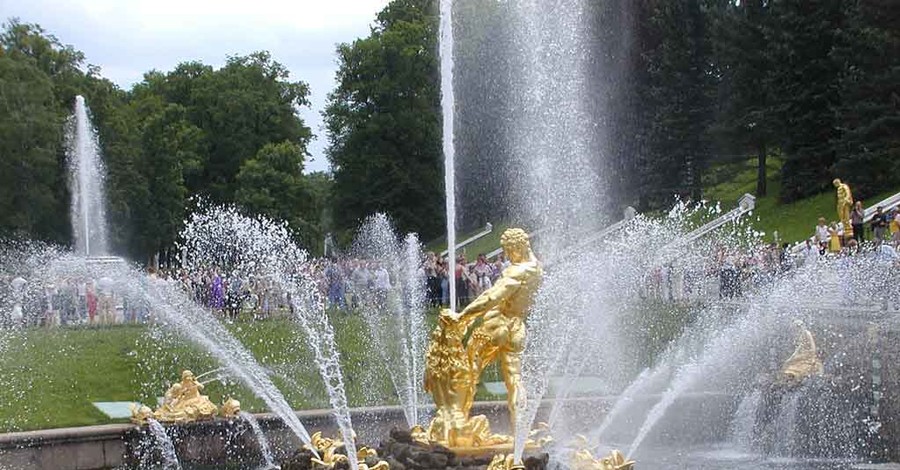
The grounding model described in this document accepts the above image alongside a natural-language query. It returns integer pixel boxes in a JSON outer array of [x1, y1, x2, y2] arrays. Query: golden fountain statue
[[571, 449, 635, 470], [779, 320, 824, 385], [304, 431, 389, 470], [833, 178, 854, 238], [421, 228, 633, 468], [131, 370, 220, 424], [424, 228, 542, 450], [563, 435, 635, 470], [221, 397, 242, 418]]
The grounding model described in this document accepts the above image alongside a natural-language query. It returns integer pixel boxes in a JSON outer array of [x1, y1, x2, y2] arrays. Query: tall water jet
[[352, 214, 429, 427], [66, 95, 109, 257], [507, 0, 600, 462], [439, 0, 457, 312]]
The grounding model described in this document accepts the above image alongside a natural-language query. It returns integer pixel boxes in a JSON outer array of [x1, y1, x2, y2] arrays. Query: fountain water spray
[[351, 215, 429, 427], [240, 411, 278, 469], [147, 418, 182, 470], [439, 0, 457, 313], [65, 95, 109, 257], [181, 206, 359, 470], [30, 252, 318, 454]]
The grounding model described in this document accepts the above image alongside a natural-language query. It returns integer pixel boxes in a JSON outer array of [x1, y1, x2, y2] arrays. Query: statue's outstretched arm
[[457, 272, 522, 323]]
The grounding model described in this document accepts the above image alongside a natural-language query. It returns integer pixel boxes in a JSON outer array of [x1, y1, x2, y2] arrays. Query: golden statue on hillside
[[834, 179, 854, 237], [780, 320, 824, 385], [424, 228, 542, 448]]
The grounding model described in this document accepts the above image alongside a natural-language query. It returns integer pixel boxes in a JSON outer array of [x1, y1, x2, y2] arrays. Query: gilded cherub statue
[[304, 431, 389, 470], [571, 449, 635, 470], [833, 179, 854, 238], [221, 398, 241, 418], [424, 228, 542, 448], [780, 320, 824, 385], [153, 370, 219, 422]]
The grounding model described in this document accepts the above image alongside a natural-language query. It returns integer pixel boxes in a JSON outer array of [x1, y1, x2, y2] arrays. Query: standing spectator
[[210, 269, 224, 311], [226, 274, 244, 320], [86, 281, 98, 325], [76, 277, 87, 322], [473, 254, 493, 294], [851, 201, 865, 243], [871, 206, 888, 245], [97, 276, 115, 324], [439, 259, 450, 306], [351, 261, 370, 308], [815, 217, 830, 253], [325, 261, 346, 310], [491, 255, 505, 283], [424, 252, 440, 307], [455, 254, 469, 307], [890, 209, 900, 246], [373, 263, 391, 304], [828, 222, 842, 253]]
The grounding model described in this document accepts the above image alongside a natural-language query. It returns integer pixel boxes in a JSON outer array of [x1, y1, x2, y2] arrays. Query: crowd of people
[[6, 204, 900, 327], [319, 252, 510, 310], [1, 274, 150, 327], [423, 252, 509, 307], [811, 204, 900, 255]]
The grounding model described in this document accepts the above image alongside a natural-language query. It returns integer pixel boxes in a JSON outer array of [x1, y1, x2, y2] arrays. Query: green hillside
[[705, 157, 899, 244]]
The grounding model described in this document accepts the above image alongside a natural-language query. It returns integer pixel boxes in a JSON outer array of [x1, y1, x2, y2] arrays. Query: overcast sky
[[0, 0, 391, 173]]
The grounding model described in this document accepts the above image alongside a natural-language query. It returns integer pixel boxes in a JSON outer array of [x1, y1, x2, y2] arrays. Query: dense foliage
[[326, 0, 897, 234], [2, 0, 898, 254], [325, 0, 444, 241], [0, 20, 328, 259], [635, 0, 899, 207]]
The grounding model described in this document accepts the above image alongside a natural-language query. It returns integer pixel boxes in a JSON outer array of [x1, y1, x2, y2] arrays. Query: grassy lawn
[[705, 157, 900, 244], [0, 310, 514, 432], [0, 315, 396, 432]]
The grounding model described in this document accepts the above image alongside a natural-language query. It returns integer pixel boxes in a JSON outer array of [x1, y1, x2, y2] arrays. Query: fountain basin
[[0, 392, 897, 469], [0, 397, 725, 469]]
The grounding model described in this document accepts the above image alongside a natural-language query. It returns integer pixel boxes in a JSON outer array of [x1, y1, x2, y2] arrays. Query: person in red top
[[86, 282, 98, 325]]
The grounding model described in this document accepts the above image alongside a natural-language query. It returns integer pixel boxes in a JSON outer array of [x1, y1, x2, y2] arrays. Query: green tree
[[1, 19, 87, 111], [235, 141, 325, 252], [635, 0, 718, 209], [325, 0, 444, 240], [710, 0, 775, 197], [131, 97, 204, 256], [832, 0, 900, 199], [765, 0, 846, 202], [140, 53, 312, 203], [0, 56, 66, 241]]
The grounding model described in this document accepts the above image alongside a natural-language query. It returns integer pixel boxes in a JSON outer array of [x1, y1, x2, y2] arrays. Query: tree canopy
[[2, 0, 899, 255], [0, 19, 327, 259], [325, 0, 444, 241]]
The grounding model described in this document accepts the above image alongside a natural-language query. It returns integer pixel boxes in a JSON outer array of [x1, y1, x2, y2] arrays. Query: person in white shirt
[[814, 217, 830, 253], [373, 264, 391, 305], [374, 265, 391, 290], [10, 276, 26, 325]]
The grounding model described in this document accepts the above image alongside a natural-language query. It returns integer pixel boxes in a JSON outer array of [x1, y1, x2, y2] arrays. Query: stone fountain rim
[[0, 393, 736, 450]]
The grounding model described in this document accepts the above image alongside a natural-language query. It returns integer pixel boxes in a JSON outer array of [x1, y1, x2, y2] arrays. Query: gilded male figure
[[834, 179, 854, 237], [443, 228, 543, 427]]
